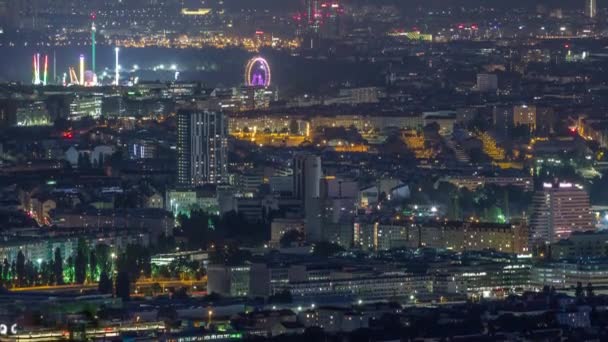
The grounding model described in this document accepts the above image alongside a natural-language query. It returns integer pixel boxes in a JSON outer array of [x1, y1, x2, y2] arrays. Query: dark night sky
[[219, 0, 598, 10]]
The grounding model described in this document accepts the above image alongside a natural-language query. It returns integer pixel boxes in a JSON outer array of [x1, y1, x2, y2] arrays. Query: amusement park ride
[[33, 12, 108, 87], [32, 14, 272, 90], [244, 56, 272, 88]]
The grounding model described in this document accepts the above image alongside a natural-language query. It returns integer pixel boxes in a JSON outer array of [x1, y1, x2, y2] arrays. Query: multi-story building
[[536, 107, 555, 136], [585, 0, 597, 18], [432, 258, 533, 298], [165, 187, 219, 217], [445, 175, 533, 191], [513, 105, 536, 131], [229, 115, 309, 136], [15, 101, 51, 126], [493, 106, 513, 137], [270, 218, 306, 246], [177, 109, 228, 187], [0, 230, 149, 266], [354, 220, 529, 254], [207, 264, 251, 297], [69, 96, 102, 120], [551, 231, 608, 260], [0, 0, 19, 28], [477, 74, 498, 92], [288, 272, 432, 301], [530, 182, 595, 244], [305, 114, 424, 138], [128, 139, 157, 159], [325, 87, 384, 105], [293, 154, 322, 202], [293, 154, 322, 241], [238, 86, 276, 111], [354, 222, 417, 252], [51, 208, 174, 242], [579, 120, 608, 148], [423, 221, 530, 254], [150, 250, 209, 267], [298, 307, 368, 333], [304, 0, 322, 33], [533, 260, 608, 289]]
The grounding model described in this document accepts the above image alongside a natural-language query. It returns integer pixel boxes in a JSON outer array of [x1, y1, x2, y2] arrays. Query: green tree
[[54, 248, 63, 285], [280, 229, 304, 248], [40, 261, 53, 285], [485, 205, 505, 223], [115, 271, 130, 302], [16, 251, 25, 287], [10, 261, 16, 284], [2, 259, 8, 283], [95, 244, 112, 275], [89, 250, 98, 282], [98, 271, 113, 294], [179, 210, 218, 249], [312, 242, 344, 258], [74, 238, 89, 284], [65, 256, 75, 283], [217, 210, 268, 244], [210, 244, 252, 265], [575, 282, 584, 299], [25, 261, 36, 286], [587, 282, 595, 298], [116, 244, 151, 279]]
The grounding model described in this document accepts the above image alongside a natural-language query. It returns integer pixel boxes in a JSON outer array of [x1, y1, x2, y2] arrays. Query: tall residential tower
[[530, 182, 595, 244], [177, 110, 228, 187], [293, 154, 323, 241], [585, 0, 597, 18]]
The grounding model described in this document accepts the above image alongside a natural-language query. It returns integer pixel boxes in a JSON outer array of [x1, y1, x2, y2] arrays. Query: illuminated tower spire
[[91, 12, 96, 75], [53, 50, 56, 85], [585, 0, 597, 18], [79, 54, 85, 86], [35, 53, 41, 85], [32, 54, 37, 85], [114, 47, 120, 86], [43, 54, 48, 86]]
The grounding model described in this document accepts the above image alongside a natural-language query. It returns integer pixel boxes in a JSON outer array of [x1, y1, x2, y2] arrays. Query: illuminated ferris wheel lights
[[245, 56, 271, 87]]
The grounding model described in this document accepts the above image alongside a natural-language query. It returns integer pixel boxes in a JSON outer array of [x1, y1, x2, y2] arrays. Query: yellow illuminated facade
[[181, 8, 212, 16], [388, 31, 433, 41]]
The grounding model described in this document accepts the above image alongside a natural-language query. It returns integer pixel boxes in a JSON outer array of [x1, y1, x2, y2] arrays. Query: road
[[9, 278, 207, 294]]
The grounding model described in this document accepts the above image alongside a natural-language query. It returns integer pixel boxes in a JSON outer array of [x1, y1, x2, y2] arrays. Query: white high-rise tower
[[585, 0, 597, 18]]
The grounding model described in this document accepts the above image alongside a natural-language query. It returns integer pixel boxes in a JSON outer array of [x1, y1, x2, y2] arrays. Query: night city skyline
[[1, 0, 608, 341]]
